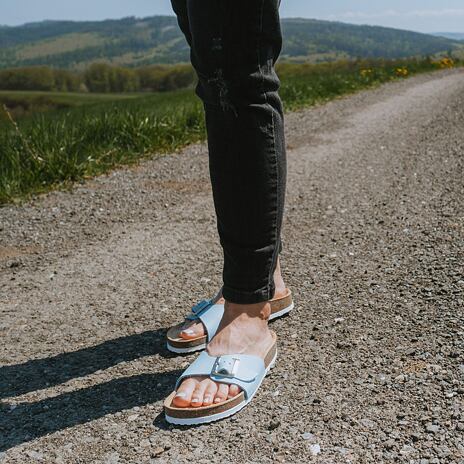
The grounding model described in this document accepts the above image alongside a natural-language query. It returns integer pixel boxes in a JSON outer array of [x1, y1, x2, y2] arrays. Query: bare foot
[[172, 300, 274, 407], [179, 257, 287, 341]]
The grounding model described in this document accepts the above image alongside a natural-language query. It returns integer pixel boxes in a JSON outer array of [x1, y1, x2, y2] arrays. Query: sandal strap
[[185, 300, 224, 342], [175, 351, 266, 400], [185, 299, 213, 319]]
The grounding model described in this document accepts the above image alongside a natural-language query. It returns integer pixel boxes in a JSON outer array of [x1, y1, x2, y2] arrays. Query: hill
[[0, 15, 461, 69], [432, 32, 464, 41]]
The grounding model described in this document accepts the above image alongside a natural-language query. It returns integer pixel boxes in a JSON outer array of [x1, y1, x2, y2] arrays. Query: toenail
[[175, 392, 187, 398], [204, 396, 212, 402], [182, 329, 195, 335], [214, 398, 222, 403], [192, 397, 200, 403]]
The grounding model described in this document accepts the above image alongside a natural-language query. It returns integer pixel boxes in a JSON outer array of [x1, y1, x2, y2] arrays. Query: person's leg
[[170, 0, 287, 407]]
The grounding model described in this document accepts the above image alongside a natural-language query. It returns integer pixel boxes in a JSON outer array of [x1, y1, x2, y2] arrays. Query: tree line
[[0, 63, 196, 93]]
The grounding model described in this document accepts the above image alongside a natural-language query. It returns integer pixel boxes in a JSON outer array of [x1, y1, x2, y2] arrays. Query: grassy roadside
[[0, 57, 459, 204]]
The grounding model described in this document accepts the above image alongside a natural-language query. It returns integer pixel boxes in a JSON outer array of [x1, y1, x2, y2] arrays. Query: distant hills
[[0, 16, 462, 70], [432, 32, 464, 41]]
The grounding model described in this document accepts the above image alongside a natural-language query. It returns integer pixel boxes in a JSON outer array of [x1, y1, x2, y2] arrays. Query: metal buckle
[[211, 356, 240, 378]]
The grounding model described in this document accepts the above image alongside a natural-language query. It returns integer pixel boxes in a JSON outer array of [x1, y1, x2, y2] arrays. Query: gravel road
[[1, 69, 463, 463]]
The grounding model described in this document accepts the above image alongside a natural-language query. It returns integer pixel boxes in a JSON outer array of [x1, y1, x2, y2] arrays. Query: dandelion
[[395, 67, 409, 77], [439, 57, 454, 68], [360, 68, 373, 78]]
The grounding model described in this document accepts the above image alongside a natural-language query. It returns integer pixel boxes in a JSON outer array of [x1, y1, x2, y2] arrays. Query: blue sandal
[[164, 331, 277, 425], [166, 289, 292, 353]]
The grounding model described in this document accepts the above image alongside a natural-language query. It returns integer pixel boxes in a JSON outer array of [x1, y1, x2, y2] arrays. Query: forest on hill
[[0, 15, 461, 70]]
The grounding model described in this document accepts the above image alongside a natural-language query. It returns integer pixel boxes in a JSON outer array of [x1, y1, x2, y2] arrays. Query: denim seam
[[266, 102, 280, 300], [258, 0, 266, 102], [258, 0, 280, 300]]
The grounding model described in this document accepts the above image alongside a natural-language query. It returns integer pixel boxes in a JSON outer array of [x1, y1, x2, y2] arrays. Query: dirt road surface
[[1, 69, 463, 463]]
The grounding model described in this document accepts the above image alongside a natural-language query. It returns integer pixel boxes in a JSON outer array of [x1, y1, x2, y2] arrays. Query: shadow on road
[[1, 328, 174, 399], [0, 328, 179, 451], [0, 370, 180, 451]]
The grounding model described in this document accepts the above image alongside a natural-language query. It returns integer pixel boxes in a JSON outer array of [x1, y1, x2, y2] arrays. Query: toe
[[180, 322, 205, 340], [202, 381, 218, 406], [190, 379, 209, 408], [228, 384, 241, 399], [172, 378, 198, 408], [214, 383, 229, 404]]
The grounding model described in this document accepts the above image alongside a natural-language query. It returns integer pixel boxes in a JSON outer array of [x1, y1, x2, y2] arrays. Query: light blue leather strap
[[175, 351, 216, 390], [174, 351, 266, 400], [196, 304, 224, 341], [185, 300, 224, 342]]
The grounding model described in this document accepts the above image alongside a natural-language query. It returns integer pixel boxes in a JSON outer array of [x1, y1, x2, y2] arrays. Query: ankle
[[224, 300, 272, 321], [273, 258, 286, 296]]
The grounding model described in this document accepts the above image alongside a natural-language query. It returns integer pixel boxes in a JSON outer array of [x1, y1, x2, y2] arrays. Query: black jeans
[[171, 0, 287, 304]]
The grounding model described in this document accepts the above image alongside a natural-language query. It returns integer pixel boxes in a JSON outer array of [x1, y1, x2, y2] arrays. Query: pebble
[[25, 450, 44, 461], [384, 439, 396, 450], [268, 419, 281, 431], [153, 447, 165, 457], [309, 444, 321, 456], [400, 444, 415, 455], [104, 452, 120, 464], [302, 432, 316, 442], [426, 424, 440, 434], [360, 418, 376, 428]]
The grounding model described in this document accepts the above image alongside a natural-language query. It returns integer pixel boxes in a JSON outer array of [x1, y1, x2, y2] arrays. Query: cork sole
[[166, 289, 292, 353], [164, 331, 277, 425]]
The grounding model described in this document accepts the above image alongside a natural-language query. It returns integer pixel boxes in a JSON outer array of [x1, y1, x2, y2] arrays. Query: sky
[[1, 0, 464, 33]]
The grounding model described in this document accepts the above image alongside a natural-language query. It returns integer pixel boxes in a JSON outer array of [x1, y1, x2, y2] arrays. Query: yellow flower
[[439, 57, 454, 68], [395, 67, 409, 77], [360, 68, 373, 77]]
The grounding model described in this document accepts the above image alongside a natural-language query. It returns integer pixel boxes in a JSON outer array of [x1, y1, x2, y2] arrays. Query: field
[[14, 32, 104, 61], [0, 57, 459, 204]]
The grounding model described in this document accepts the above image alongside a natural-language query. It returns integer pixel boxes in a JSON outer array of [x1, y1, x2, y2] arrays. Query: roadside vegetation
[[0, 56, 459, 204], [0, 63, 196, 94]]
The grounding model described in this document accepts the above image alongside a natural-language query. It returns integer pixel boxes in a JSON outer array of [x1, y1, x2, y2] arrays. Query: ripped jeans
[[171, 0, 287, 304]]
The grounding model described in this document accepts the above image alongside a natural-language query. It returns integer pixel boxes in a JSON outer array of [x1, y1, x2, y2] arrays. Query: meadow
[[0, 57, 458, 204]]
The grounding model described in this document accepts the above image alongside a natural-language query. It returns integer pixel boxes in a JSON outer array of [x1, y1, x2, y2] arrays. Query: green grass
[[0, 57, 459, 204]]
